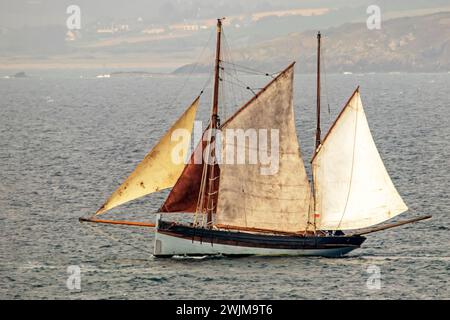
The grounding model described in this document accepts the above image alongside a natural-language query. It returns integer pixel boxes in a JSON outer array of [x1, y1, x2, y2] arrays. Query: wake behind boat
[[80, 19, 431, 258]]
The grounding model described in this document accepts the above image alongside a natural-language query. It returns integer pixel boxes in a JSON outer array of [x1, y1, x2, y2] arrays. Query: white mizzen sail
[[215, 64, 312, 232], [96, 97, 200, 215], [312, 88, 408, 230]]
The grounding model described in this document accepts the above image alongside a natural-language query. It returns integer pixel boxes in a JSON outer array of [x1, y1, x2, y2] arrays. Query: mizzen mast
[[311, 31, 322, 232], [315, 31, 321, 150]]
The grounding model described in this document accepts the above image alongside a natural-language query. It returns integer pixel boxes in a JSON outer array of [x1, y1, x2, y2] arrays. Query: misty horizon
[[1, 0, 449, 72]]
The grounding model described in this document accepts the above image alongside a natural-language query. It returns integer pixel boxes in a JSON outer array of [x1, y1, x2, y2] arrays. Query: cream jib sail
[[312, 89, 408, 230], [96, 97, 199, 215]]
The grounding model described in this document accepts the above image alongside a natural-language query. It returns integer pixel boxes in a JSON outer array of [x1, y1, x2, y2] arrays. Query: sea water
[[0, 70, 448, 299]]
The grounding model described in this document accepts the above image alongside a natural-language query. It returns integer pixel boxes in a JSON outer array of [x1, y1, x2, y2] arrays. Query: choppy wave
[[1, 72, 449, 299]]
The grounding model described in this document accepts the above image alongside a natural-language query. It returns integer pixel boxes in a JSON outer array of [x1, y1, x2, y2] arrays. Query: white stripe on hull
[[153, 230, 357, 258]]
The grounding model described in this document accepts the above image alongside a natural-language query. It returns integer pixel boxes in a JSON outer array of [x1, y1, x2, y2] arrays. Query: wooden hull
[[153, 219, 366, 258]]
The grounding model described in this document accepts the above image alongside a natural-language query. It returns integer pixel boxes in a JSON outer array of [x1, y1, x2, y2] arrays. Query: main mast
[[315, 31, 321, 150], [205, 18, 223, 226], [211, 18, 223, 128]]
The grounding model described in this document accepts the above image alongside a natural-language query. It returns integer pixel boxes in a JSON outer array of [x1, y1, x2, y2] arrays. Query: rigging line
[[337, 105, 359, 229], [220, 32, 263, 76], [220, 33, 229, 120], [222, 65, 263, 76], [220, 78, 258, 95], [321, 43, 332, 121], [220, 60, 276, 77], [221, 67, 255, 96], [194, 126, 210, 226], [224, 61, 276, 76], [220, 71, 258, 92], [225, 65, 274, 77], [221, 69, 228, 123], [221, 33, 257, 108], [167, 28, 214, 108], [196, 123, 214, 226], [227, 63, 283, 79], [220, 31, 228, 118], [200, 70, 214, 95], [193, 131, 212, 227], [195, 145, 208, 224], [305, 183, 314, 233], [231, 68, 246, 112], [221, 31, 238, 118], [198, 121, 219, 225], [82, 220, 148, 254], [221, 69, 252, 90], [227, 75, 246, 120]]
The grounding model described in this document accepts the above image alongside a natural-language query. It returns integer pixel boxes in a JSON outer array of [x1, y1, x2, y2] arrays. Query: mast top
[[217, 17, 225, 29]]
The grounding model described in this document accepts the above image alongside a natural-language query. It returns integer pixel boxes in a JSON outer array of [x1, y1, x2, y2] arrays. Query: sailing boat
[[80, 20, 430, 257]]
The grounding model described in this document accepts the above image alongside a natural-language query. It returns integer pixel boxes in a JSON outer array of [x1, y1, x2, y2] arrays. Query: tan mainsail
[[215, 64, 312, 232], [312, 88, 408, 230], [96, 97, 200, 215]]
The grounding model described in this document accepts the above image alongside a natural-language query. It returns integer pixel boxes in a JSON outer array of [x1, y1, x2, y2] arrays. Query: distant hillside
[[175, 12, 450, 73]]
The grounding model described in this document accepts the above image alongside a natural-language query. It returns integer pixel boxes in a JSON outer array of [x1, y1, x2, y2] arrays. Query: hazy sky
[[1, 0, 448, 71], [2, 0, 448, 28]]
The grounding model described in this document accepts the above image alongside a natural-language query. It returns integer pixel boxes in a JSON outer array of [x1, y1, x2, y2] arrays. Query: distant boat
[[12, 72, 27, 78], [80, 22, 431, 258], [343, 71, 353, 75], [96, 74, 111, 78], [110, 71, 156, 77]]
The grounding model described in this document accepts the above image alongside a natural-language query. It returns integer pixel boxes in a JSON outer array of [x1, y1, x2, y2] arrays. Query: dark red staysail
[[159, 132, 219, 213]]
